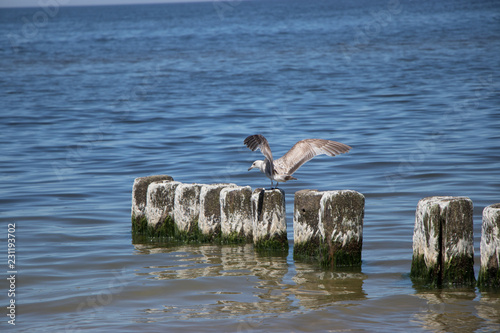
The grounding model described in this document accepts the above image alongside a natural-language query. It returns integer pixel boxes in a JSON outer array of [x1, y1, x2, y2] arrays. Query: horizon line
[[0, 0, 226, 9]]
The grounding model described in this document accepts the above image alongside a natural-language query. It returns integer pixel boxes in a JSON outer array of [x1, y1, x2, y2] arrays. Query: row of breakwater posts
[[131, 175, 500, 289]]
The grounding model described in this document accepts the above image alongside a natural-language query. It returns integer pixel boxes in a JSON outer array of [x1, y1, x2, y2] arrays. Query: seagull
[[244, 134, 351, 188]]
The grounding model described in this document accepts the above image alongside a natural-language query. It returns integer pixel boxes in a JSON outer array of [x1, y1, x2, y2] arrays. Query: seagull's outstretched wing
[[276, 139, 351, 175], [244, 134, 273, 162]]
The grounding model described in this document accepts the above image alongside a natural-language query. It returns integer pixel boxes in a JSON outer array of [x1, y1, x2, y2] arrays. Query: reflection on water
[[133, 243, 366, 319], [130, 240, 500, 332], [291, 262, 366, 307], [477, 293, 500, 330], [411, 289, 500, 332], [130, 241, 500, 331]]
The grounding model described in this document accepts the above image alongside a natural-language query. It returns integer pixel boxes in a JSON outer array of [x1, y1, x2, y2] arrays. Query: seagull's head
[[248, 160, 265, 172]]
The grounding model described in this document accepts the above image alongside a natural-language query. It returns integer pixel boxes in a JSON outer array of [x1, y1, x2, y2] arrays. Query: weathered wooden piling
[[145, 180, 181, 227], [220, 186, 253, 242], [198, 183, 236, 240], [251, 188, 288, 250], [293, 190, 364, 267], [293, 190, 324, 256], [173, 183, 203, 234], [478, 203, 500, 289], [131, 175, 173, 224], [410, 196, 475, 287]]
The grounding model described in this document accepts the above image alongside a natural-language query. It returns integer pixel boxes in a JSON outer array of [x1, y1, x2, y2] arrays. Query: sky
[[0, 0, 210, 8]]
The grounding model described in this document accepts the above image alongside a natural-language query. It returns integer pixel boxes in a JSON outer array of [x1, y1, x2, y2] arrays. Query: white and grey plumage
[[244, 134, 351, 188]]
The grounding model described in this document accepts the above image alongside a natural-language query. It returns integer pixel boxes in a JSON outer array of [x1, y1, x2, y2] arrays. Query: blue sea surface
[[1, 0, 500, 331]]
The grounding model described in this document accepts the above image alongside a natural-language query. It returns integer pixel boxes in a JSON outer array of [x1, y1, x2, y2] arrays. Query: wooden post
[[478, 203, 500, 289], [131, 175, 173, 225], [173, 183, 203, 234], [220, 186, 253, 242], [198, 183, 236, 240], [320, 190, 364, 267], [293, 189, 324, 258], [145, 180, 181, 227], [411, 196, 475, 287], [293, 190, 364, 267], [251, 188, 288, 251]]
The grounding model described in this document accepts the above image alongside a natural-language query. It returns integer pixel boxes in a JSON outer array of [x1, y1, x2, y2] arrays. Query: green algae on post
[[254, 231, 288, 252], [132, 215, 175, 239]]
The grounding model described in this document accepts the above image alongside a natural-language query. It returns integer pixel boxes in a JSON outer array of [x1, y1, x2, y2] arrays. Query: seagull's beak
[[248, 166, 253, 171]]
